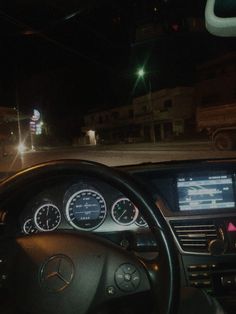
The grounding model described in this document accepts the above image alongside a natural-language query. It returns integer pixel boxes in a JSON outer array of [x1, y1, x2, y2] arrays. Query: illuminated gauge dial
[[34, 204, 61, 232], [135, 213, 148, 227], [23, 218, 38, 234], [65, 189, 107, 231], [111, 198, 138, 226]]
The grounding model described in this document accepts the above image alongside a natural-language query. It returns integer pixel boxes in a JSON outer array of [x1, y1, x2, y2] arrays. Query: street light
[[137, 68, 145, 78], [136, 67, 156, 143]]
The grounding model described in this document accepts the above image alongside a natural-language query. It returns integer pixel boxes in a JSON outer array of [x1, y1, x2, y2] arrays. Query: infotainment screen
[[177, 174, 235, 211]]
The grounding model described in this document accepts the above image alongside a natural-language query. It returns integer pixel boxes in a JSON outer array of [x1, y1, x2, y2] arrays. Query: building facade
[[83, 86, 194, 144], [195, 53, 236, 110], [83, 49, 236, 145]]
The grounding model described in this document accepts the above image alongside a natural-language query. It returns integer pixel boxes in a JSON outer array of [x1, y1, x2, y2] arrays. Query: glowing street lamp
[[137, 68, 145, 78]]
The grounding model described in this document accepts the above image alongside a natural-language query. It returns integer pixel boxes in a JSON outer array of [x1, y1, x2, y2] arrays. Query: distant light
[[87, 130, 96, 145], [17, 143, 26, 154], [154, 7, 158, 12], [40, 121, 44, 126], [10, 131, 14, 135], [137, 68, 145, 78]]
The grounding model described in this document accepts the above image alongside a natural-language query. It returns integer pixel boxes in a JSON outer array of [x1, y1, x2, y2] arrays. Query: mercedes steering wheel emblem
[[40, 255, 75, 292]]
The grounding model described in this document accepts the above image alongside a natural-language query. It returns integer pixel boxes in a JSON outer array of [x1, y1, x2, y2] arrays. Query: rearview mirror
[[205, 0, 236, 36]]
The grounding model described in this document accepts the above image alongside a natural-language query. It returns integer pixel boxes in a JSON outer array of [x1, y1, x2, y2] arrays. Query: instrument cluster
[[20, 181, 148, 235]]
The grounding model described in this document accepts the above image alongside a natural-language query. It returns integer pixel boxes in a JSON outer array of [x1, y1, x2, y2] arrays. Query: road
[[1, 141, 236, 175]]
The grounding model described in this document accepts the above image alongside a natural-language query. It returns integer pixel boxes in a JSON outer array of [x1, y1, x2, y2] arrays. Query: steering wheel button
[[132, 271, 140, 284], [121, 263, 136, 274], [131, 271, 140, 288], [119, 281, 133, 292], [116, 273, 124, 281], [115, 270, 125, 285], [124, 273, 131, 281]]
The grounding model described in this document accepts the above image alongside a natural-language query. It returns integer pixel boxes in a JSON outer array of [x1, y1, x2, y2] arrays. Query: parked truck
[[197, 103, 236, 150]]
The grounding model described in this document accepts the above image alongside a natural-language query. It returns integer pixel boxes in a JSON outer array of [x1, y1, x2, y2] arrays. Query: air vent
[[170, 220, 220, 253]]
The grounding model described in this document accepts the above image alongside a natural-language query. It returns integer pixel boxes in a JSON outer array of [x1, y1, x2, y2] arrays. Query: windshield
[[0, 0, 236, 176]]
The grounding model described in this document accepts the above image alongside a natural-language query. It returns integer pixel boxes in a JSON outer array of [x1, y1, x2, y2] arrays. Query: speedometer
[[111, 198, 138, 226], [65, 189, 107, 230]]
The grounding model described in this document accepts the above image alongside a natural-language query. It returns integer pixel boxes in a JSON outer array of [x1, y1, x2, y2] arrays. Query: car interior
[[1, 158, 236, 314], [1, 1, 236, 314]]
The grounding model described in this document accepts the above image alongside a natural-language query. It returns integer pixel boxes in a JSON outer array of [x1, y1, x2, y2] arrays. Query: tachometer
[[34, 204, 61, 232], [65, 189, 107, 230], [111, 198, 138, 226]]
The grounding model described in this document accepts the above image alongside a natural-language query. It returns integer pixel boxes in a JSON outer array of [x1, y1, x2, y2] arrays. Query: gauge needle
[[46, 219, 49, 229], [46, 206, 49, 217], [118, 209, 127, 221]]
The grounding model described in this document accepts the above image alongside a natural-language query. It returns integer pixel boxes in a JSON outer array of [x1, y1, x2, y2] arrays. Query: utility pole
[[137, 68, 156, 143]]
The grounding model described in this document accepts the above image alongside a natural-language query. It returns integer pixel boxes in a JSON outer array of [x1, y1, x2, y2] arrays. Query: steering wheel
[[0, 160, 180, 314]]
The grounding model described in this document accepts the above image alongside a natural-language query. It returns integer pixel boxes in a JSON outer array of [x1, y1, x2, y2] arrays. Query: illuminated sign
[[30, 121, 36, 134], [31, 109, 40, 122], [36, 123, 42, 135], [30, 109, 42, 135]]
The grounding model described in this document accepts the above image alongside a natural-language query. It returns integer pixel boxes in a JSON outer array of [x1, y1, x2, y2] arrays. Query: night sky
[[0, 0, 235, 139]]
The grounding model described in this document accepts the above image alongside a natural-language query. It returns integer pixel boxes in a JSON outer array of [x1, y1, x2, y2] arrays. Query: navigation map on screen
[[177, 175, 235, 211]]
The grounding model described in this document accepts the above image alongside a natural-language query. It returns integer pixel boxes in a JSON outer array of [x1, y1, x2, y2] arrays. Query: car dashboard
[[2, 158, 236, 313], [19, 177, 151, 252], [125, 159, 236, 312]]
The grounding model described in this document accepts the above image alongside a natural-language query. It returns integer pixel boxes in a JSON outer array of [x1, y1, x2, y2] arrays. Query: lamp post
[[136, 68, 156, 143]]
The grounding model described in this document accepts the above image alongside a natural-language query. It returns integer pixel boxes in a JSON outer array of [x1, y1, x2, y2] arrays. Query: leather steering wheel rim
[[0, 159, 180, 314]]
